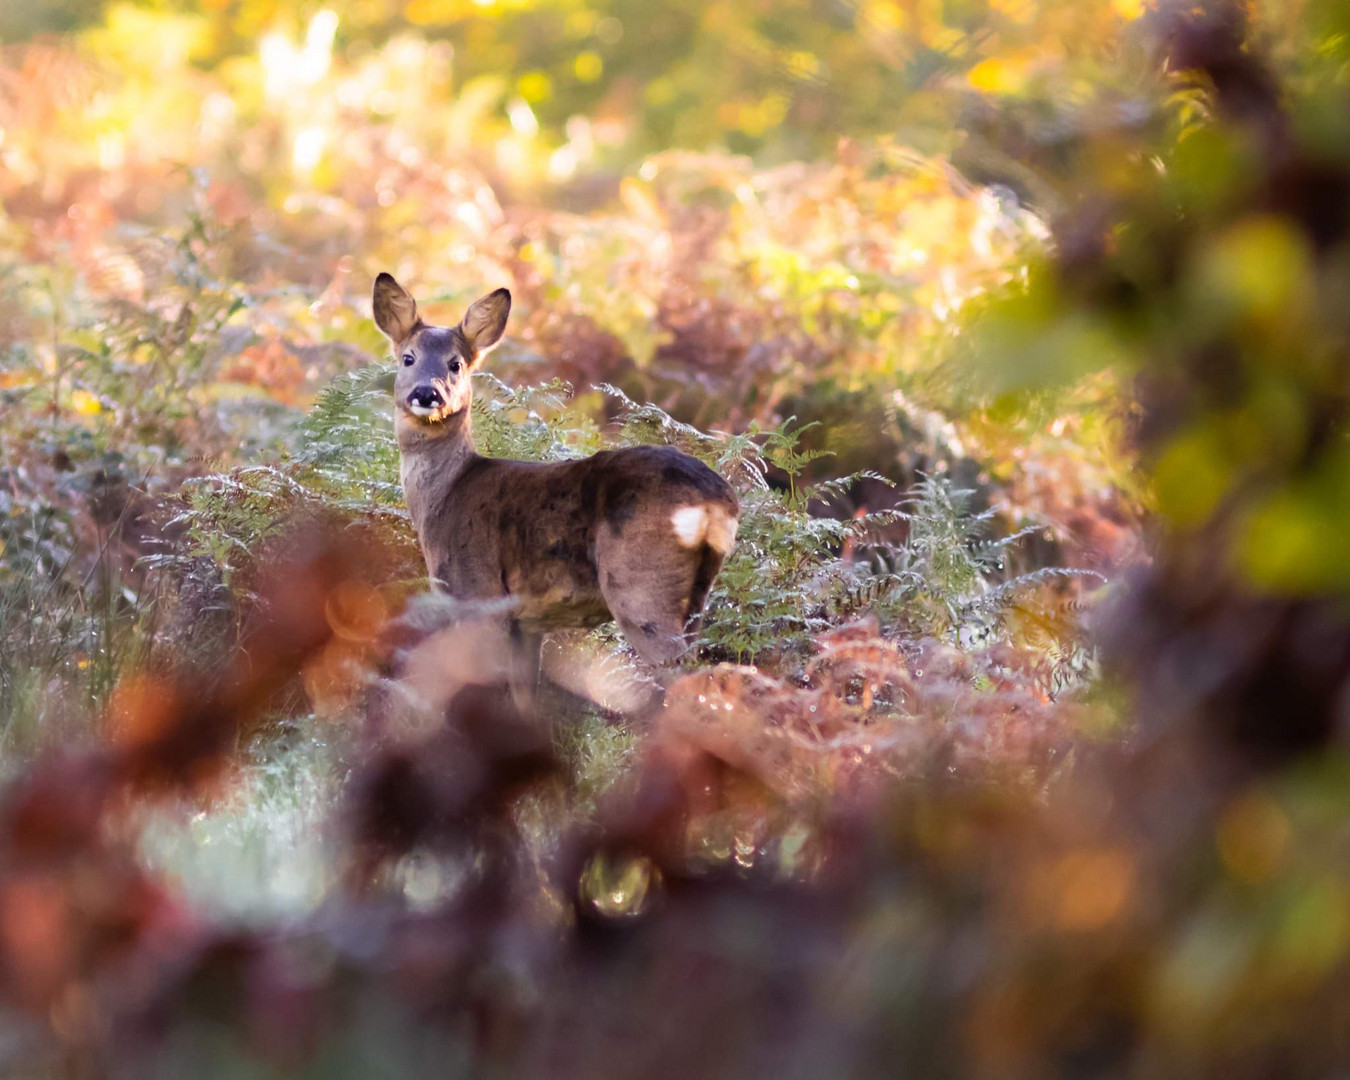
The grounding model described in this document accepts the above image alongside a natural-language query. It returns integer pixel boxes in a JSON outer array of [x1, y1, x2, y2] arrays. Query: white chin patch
[[670, 506, 708, 547], [407, 404, 442, 419]]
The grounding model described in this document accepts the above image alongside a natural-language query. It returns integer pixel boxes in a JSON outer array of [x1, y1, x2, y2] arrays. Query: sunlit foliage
[[3, 0, 1350, 1076]]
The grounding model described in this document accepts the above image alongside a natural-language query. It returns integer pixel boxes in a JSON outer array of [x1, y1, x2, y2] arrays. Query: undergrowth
[[134, 721, 344, 920], [1, 353, 1102, 920], [183, 367, 1095, 673]]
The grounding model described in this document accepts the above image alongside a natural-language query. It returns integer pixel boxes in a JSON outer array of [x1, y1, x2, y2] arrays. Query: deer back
[[422, 445, 737, 632]]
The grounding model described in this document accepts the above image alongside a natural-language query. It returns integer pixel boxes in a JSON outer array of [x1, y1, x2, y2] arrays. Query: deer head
[[373, 273, 511, 425]]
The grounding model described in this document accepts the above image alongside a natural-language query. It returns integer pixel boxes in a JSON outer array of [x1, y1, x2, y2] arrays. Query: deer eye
[[448, 359, 462, 375], [401, 353, 414, 367]]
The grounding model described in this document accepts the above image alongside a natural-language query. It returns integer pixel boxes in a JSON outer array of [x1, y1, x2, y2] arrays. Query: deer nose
[[408, 385, 444, 409]]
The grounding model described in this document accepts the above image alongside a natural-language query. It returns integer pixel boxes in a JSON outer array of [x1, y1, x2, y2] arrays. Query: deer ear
[[460, 288, 511, 359], [373, 273, 420, 342]]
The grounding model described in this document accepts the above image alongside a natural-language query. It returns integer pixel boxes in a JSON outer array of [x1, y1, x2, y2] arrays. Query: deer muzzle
[[407, 384, 446, 417]]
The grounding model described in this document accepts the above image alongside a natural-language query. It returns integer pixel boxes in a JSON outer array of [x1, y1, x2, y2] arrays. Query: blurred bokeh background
[[4, 0, 1350, 1077]]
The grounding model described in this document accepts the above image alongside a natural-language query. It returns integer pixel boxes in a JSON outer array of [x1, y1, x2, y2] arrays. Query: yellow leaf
[[864, 0, 907, 32], [967, 56, 1027, 95], [517, 70, 553, 104], [1152, 424, 1232, 529], [70, 390, 103, 416], [989, 0, 1035, 23], [1193, 215, 1313, 331], [1238, 491, 1345, 592], [405, 0, 462, 24], [574, 51, 603, 83]]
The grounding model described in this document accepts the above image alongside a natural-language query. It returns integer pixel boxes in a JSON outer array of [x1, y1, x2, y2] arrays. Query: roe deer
[[373, 273, 739, 701]]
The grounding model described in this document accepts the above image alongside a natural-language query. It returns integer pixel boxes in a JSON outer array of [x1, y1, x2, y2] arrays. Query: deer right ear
[[373, 273, 420, 342]]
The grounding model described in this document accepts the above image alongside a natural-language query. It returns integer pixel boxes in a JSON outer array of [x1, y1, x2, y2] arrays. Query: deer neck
[[397, 406, 477, 535]]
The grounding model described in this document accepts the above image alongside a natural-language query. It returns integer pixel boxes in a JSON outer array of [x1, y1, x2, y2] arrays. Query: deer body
[[375, 274, 738, 675]]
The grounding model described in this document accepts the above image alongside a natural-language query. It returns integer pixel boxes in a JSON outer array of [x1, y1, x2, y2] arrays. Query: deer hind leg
[[596, 528, 708, 668]]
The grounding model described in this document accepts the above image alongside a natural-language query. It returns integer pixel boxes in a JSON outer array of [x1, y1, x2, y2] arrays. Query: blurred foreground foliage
[[3, 0, 1350, 1077]]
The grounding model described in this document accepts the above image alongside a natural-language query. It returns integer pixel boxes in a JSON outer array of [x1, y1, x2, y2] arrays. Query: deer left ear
[[460, 288, 511, 359]]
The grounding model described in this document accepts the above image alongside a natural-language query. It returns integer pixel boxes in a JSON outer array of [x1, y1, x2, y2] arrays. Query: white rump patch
[[670, 506, 708, 547]]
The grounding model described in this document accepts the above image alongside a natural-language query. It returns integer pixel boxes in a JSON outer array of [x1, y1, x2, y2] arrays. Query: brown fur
[[373, 274, 739, 696]]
